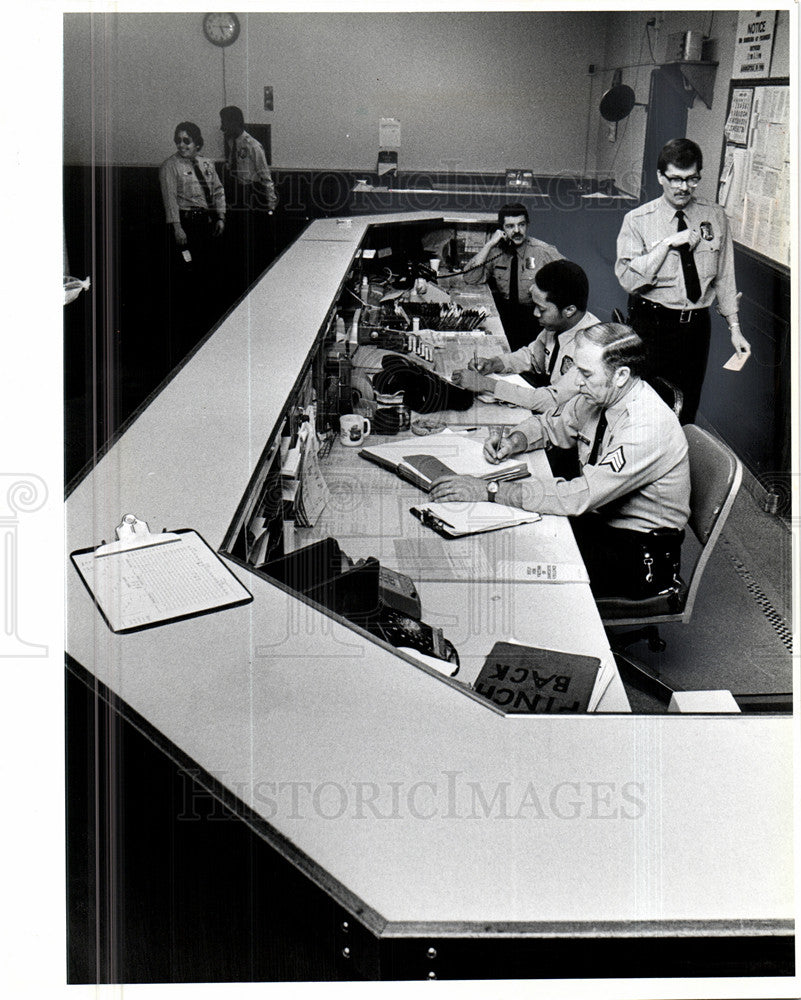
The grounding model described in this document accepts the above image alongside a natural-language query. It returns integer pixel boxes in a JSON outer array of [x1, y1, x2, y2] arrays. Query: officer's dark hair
[[534, 260, 589, 313], [658, 138, 703, 174], [220, 105, 245, 129], [578, 323, 646, 378], [174, 121, 204, 150], [498, 202, 529, 227]]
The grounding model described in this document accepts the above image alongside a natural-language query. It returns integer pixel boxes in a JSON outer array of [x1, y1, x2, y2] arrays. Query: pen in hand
[[484, 425, 508, 464]]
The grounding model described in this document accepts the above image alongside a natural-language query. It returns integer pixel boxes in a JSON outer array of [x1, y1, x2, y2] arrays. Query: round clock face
[[203, 12, 241, 47]]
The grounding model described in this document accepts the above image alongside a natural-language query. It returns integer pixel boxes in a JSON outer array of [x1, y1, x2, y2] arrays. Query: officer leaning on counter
[[453, 259, 599, 414], [429, 323, 691, 599], [462, 202, 563, 351], [615, 138, 751, 424]]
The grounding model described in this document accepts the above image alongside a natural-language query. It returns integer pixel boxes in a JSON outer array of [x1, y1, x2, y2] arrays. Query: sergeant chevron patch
[[600, 446, 626, 472]]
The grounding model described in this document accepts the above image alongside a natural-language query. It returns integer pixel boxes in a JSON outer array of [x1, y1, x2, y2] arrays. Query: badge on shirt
[[560, 356, 574, 376], [525, 256, 537, 270], [700, 221, 714, 241], [599, 446, 626, 473]]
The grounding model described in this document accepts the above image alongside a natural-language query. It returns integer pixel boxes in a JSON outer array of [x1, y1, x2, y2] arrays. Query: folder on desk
[[410, 501, 540, 538], [474, 641, 609, 714], [359, 429, 530, 492], [71, 528, 252, 634]]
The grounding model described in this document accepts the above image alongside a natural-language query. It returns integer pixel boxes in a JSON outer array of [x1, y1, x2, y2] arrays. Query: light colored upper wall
[[590, 10, 790, 200], [63, 10, 608, 172], [64, 13, 607, 173]]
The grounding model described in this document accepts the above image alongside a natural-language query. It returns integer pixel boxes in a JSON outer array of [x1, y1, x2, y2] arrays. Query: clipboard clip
[[93, 513, 179, 556]]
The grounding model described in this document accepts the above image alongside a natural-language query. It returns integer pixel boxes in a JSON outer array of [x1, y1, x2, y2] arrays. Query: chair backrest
[[683, 424, 742, 618], [648, 376, 684, 419]]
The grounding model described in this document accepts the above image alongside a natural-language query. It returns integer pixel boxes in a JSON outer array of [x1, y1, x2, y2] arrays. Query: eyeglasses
[[176, 136, 194, 145], [662, 173, 701, 188]]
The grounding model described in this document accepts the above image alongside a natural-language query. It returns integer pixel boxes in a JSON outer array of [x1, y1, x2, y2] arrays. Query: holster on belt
[[632, 527, 684, 598]]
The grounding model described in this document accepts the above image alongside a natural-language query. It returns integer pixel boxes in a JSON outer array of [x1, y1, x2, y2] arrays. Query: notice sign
[[732, 10, 776, 79]]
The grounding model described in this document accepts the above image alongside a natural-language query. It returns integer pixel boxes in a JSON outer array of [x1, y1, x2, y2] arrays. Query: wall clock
[[202, 13, 241, 47]]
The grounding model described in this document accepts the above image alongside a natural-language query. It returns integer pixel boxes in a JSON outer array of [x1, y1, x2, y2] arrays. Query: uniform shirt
[[159, 154, 225, 224], [227, 130, 277, 209], [463, 235, 562, 305], [615, 195, 738, 317], [510, 379, 690, 533], [492, 310, 601, 412]]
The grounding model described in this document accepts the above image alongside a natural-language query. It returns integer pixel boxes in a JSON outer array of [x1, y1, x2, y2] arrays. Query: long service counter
[[65, 212, 794, 980]]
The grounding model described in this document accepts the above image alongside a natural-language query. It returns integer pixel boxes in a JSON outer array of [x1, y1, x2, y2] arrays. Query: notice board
[[717, 77, 790, 268]]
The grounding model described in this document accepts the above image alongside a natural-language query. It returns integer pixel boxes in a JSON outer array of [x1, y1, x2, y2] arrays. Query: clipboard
[[71, 516, 252, 634]]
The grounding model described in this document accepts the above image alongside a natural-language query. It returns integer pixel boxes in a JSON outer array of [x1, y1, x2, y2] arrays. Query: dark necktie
[[675, 210, 701, 303], [228, 137, 237, 176], [508, 246, 519, 304], [191, 159, 214, 210], [586, 410, 608, 465], [547, 333, 560, 376]]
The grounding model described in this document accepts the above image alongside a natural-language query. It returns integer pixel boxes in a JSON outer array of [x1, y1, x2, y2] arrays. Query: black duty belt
[[629, 295, 707, 325], [180, 208, 212, 218]]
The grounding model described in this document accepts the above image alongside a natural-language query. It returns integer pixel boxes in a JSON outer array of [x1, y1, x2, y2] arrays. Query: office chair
[[596, 425, 742, 703], [610, 307, 684, 419]]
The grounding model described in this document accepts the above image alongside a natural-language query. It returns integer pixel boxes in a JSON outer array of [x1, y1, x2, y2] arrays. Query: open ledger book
[[359, 429, 529, 492]]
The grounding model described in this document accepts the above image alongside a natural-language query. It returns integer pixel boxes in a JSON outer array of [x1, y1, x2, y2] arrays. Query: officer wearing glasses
[[615, 138, 750, 423]]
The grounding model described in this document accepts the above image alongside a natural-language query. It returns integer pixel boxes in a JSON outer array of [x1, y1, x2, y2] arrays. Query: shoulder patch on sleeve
[[599, 446, 626, 472]]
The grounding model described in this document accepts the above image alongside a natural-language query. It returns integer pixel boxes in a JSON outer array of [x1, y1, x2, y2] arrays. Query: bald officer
[[615, 138, 750, 423], [429, 323, 690, 598]]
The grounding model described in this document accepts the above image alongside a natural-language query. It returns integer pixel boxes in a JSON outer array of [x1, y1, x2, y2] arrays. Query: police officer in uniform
[[453, 260, 599, 413], [462, 202, 563, 351], [429, 323, 691, 599], [220, 105, 278, 286], [615, 138, 751, 424]]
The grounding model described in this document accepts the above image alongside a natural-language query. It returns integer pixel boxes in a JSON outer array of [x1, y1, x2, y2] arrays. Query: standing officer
[[220, 105, 278, 286], [429, 323, 691, 599], [463, 202, 563, 351], [615, 138, 750, 424]]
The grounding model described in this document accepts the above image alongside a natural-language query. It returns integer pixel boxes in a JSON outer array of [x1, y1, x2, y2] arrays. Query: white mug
[[340, 413, 371, 447]]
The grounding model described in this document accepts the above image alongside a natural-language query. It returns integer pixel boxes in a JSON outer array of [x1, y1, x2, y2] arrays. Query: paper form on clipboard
[[71, 520, 252, 634]]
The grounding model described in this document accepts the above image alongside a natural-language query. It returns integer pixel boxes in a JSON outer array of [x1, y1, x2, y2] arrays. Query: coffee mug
[[339, 413, 371, 447]]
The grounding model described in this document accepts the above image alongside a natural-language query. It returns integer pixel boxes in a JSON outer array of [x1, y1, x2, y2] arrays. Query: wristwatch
[[486, 481, 499, 503]]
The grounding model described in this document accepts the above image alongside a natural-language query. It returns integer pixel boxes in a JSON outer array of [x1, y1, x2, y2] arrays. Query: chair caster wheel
[[648, 637, 666, 652]]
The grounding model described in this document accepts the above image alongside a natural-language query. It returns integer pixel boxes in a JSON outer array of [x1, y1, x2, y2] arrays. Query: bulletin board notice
[[718, 78, 790, 268]]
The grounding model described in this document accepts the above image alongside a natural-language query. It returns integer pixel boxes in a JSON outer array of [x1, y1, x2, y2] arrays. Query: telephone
[[261, 538, 458, 669]]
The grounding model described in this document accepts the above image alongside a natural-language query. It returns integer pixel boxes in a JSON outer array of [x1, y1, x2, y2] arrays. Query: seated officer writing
[[452, 260, 599, 414], [429, 324, 690, 598], [462, 202, 562, 350]]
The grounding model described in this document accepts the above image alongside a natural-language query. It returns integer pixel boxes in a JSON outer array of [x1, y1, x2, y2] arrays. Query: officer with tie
[[615, 138, 750, 423], [429, 323, 691, 598]]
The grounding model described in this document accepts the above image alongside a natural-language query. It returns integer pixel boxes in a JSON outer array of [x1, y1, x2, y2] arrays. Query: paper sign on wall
[[379, 117, 401, 149], [732, 10, 776, 79]]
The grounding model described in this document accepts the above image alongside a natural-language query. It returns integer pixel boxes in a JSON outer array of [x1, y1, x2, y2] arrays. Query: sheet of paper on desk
[[495, 559, 590, 583], [295, 423, 330, 528]]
